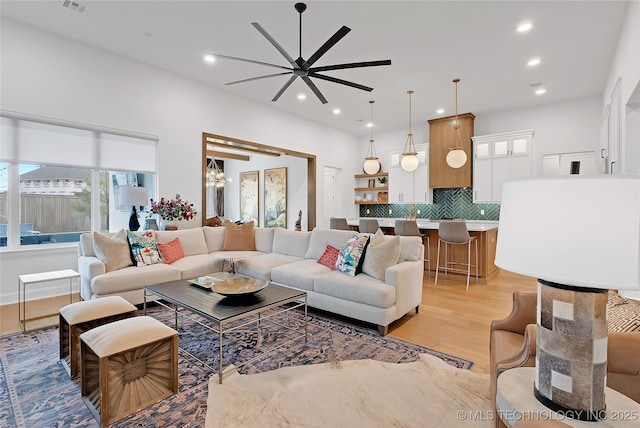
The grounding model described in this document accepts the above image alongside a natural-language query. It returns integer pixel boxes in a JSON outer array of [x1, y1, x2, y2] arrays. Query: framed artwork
[[239, 170, 259, 225], [264, 167, 287, 228]]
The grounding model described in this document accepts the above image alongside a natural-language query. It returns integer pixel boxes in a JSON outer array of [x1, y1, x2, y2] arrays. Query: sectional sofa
[[77, 226, 424, 335]]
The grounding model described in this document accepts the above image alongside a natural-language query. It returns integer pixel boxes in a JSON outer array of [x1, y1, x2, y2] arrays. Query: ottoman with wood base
[[59, 296, 138, 378], [80, 316, 179, 427]]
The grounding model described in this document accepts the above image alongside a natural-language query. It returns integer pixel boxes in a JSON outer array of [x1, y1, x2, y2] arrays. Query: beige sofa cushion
[[91, 264, 181, 295], [156, 227, 207, 256], [254, 227, 274, 253], [270, 259, 330, 291], [272, 228, 311, 258], [314, 271, 396, 308], [305, 228, 359, 260], [236, 253, 303, 281], [92, 230, 132, 272], [398, 236, 423, 262], [362, 231, 401, 281], [204, 226, 225, 253]]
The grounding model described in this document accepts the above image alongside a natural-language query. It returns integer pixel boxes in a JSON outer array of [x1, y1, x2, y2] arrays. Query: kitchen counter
[[346, 217, 500, 281], [347, 218, 499, 231]]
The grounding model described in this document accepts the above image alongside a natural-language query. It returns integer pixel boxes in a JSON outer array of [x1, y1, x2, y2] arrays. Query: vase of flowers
[[149, 194, 197, 230]]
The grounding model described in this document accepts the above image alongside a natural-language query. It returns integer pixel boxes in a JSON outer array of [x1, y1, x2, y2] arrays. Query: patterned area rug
[[0, 304, 473, 428]]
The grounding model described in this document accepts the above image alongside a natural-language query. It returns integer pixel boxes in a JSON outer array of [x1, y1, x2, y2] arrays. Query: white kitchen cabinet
[[472, 130, 534, 203], [388, 144, 433, 204]]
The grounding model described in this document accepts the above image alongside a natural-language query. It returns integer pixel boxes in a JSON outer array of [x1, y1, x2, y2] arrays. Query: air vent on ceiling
[[62, 0, 87, 14]]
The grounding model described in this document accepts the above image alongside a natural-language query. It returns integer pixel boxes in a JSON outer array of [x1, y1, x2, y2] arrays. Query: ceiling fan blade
[[252, 22, 298, 67], [310, 60, 392, 73], [301, 76, 328, 104], [303, 26, 351, 68], [212, 53, 292, 71], [272, 75, 298, 102], [309, 72, 373, 92], [225, 72, 293, 86]]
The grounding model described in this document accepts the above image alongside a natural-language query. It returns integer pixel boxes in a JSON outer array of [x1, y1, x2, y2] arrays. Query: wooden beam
[[207, 150, 249, 161]]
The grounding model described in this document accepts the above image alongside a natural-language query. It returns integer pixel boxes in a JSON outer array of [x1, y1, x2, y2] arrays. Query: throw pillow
[[221, 221, 257, 251], [126, 230, 163, 267], [335, 234, 369, 276], [157, 238, 185, 264], [362, 230, 401, 281], [92, 229, 133, 272], [317, 245, 340, 270]]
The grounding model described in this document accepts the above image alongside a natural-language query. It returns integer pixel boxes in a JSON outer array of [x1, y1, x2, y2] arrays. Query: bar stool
[[435, 220, 478, 291], [329, 217, 350, 230], [394, 219, 431, 277], [359, 218, 380, 234]]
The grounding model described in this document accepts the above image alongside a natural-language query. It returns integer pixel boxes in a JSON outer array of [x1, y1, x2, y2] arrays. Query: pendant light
[[446, 78, 468, 169], [363, 100, 381, 175], [401, 90, 419, 172]]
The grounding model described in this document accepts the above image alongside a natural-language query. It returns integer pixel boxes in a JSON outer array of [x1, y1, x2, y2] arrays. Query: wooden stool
[[59, 296, 138, 378], [80, 316, 178, 427]]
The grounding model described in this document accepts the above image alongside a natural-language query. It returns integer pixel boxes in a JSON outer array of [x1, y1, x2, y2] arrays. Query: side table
[[496, 367, 640, 427], [18, 269, 79, 333]]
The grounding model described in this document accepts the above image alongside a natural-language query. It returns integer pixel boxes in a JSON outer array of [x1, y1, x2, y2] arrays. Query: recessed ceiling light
[[203, 53, 216, 63], [517, 22, 533, 33], [332, 108, 341, 115], [366, 122, 373, 128], [535, 88, 547, 95], [527, 58, 541, 66], [436, 108, 445, 114], [297, 93, 307, 100]]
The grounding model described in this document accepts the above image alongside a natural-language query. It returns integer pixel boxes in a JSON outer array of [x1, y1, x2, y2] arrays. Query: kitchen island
[[347, 218, 499, 281]]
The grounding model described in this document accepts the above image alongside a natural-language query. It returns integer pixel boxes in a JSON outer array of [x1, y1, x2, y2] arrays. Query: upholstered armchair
[[490, 291, 640, 420]]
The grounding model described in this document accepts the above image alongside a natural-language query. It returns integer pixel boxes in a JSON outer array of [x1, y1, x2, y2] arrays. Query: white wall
[[0, 19, 360, 304], [359, 97, 602, 177]]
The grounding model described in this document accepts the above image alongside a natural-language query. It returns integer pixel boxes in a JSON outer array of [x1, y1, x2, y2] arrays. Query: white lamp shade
[[400, 154, 419, 172], [363, 158, 381, 175], [446, 149, 467, 168], [119, 186, 148, 206], [495, 176, 640, 290]]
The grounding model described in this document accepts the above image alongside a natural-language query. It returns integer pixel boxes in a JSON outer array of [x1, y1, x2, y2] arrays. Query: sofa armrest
[[78, 256, 106, 300], [384, 260, 424, 318], [491, 291, 537, 335]]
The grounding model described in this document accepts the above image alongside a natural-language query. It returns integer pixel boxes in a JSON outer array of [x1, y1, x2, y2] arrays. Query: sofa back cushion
[[156, 227, 207, 256], [204, 226, 225, 252], [254, 227, 274, 253], [272, 227, 311, 258], [305, 228, 361, 260], [222, 221, 257, 251], [398, 236, 423, 262]]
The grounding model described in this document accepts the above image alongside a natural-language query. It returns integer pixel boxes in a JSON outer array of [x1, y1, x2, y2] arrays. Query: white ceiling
[[0, 1, 628, 136]]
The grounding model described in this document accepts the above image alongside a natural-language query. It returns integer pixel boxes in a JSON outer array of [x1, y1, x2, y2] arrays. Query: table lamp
[[495, 176, 640, 421], [119, 186, 148, 231]]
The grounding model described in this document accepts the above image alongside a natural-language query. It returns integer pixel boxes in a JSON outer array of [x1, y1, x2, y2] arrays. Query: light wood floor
[[0, 270, 537, 374]]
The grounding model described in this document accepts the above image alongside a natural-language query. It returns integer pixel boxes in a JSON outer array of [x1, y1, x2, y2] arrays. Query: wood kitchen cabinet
[[428, 112, 475, 188]]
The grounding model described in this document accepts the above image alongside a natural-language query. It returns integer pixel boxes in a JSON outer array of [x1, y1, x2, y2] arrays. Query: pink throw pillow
[[317, 245, 340, 270]]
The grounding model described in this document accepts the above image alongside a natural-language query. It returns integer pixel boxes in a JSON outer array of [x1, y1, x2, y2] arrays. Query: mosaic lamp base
[[534, 280, 608, 421]]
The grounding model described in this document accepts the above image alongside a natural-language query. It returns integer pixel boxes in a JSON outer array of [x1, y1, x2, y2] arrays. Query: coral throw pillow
[[157, 238, 185, 264], [222, 221, 257, 251], [317, 245, 340, 270]]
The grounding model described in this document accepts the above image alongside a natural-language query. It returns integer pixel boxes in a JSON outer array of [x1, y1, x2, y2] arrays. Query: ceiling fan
[[210, 2, 391, 104]]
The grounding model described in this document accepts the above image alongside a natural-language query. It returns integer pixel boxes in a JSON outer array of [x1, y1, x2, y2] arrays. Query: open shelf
[[354, 172, 388, 179]]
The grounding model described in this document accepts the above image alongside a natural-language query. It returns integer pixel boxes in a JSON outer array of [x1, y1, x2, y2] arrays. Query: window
[[0, 115, 158, 248]]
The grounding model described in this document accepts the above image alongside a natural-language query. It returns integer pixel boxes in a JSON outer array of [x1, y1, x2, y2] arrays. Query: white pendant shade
[[363, 158, 381, 175], [446, 149, 467, 169], [401, 153, 419, 172]]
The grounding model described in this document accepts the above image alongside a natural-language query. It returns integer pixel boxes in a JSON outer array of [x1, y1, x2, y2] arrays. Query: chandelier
[[206, 160, 225, 188]]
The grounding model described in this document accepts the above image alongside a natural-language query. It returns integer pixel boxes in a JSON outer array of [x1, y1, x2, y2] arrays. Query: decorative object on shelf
[[295, 210, 302, 231], [119, 186, 147, 231], [363, 100, 381, 175], [264, 167, 287, 228], [446, 78, 468, 169], [377, 191, 388, 203], [401, 90, 419, 172], [495, 176, 640, 421], [367, 178, 376, 188], [149, 194, 197, 230], [377, 176, 387, 185], [207, 3, 391, 104]]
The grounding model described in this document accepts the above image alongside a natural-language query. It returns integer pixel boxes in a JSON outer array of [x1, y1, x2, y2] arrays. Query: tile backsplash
[[359, 188, 500, 220]]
